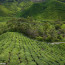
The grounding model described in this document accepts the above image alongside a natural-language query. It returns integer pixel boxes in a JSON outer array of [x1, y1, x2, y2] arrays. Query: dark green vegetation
[[0, 18, 65, 42], [21, 0, 65, 20], [0, 0, 65, 65], [0, 32, 65, 65], [0, 0, 65, 42], [6, 18, 65, 42], [0, 1, 33, 17], [0, 0, 30, 3], [0, 0, 65, 19], [57, 0, 65, 2]]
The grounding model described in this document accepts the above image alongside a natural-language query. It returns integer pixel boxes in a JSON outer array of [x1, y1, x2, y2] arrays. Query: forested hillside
[[0, 0, 65, 41], [21, 0, 65, 20], [0, 1, 33, 17], [0, 0, 65, 65]]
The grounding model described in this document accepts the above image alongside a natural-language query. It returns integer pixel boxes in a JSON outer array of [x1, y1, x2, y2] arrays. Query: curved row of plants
[[0, 32, 65, 65]]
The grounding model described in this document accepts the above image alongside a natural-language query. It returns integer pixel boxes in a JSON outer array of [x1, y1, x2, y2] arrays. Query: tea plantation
[[0, 32, 65, 65]]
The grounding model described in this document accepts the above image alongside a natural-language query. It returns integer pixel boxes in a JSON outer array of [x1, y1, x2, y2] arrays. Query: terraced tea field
[[0, 32, 65, 65]]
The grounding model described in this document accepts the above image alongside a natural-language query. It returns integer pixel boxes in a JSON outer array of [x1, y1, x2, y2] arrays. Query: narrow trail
[[49, 42, 65, 45]]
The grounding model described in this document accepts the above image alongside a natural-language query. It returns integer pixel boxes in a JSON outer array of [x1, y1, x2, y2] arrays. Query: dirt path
[[48, 42, 65, 45]]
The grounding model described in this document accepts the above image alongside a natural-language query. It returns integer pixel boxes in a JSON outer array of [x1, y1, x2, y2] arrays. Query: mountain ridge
[[21, 0, 65, 21]]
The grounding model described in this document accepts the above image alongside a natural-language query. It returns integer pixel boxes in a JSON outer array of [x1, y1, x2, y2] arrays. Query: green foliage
[[0, 1, 33, 17], [0, 0, 30, 3], [5, 17, 65, 42], [57, 0, 65, 2], [0, 17, 13, 22], [21, 0, 65, 21], [36, 36, 43, 41], [0, 5, 13, 16], [0, 22, 8, 35], [0, 0, 65, 20], [61, 24, 65, 29], [0, 0, 65, 65], [0, 17, 65, 42], [0, 32, 65, 65]]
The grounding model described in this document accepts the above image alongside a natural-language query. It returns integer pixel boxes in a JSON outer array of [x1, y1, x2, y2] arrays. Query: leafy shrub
[[36, 36, 43, 41]]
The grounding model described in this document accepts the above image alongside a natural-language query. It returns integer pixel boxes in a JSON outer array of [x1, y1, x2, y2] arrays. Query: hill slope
[[0, 32, 65, 65], [0, 5, 12, 16], [21, 1, 65, 20], [0, 1, 33, 17]]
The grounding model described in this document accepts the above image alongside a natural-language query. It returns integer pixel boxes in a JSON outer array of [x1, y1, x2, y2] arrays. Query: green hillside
[[0, 2, 20, 17], [21, 1, 65, 21], [0, 5, 13, 16], [0, 17, 65, 42], [0, 32, 65, 65], [0, 0, 65, 65], [1, 0, 65, 20], [0, 1, 33, 17]]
